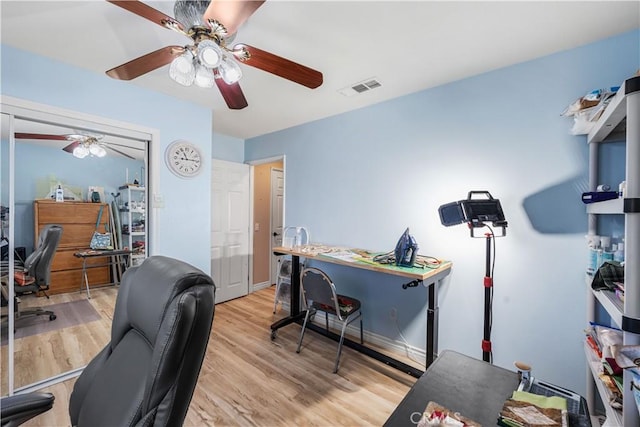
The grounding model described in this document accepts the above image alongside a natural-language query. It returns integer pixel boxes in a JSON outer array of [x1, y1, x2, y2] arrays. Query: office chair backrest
[[68, 256, 215, 427], [301, 267, 343, 320], [23, 224, 62, 288]]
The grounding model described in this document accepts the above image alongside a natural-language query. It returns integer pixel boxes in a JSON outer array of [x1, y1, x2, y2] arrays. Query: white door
[[270, 168, 284, 285], [211, 159, 250, 304]]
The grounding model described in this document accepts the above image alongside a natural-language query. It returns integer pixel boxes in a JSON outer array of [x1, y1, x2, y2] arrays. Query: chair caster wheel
[[49, 314, 57, 321], [270, 330, 277, 341]]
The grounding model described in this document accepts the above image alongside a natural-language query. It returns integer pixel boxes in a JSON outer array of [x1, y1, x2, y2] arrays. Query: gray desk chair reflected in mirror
[[296, 267, 363, 373], [0, 255, 216, 427], [12, 224, 63, 323]]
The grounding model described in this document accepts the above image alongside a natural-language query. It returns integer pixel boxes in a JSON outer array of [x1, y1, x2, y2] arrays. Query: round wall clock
[[165, 140, 203, 178]]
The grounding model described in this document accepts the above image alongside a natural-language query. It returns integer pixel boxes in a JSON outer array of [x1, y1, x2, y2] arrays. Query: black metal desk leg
[[426, 280, 439, 366], [290, 254, 300, 314]]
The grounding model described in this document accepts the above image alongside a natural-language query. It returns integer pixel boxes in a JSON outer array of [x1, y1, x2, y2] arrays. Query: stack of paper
[[498, 391, 568, 427]]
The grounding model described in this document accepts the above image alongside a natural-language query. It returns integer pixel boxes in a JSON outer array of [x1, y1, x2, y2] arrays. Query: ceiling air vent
[[338, 77, 382, 97]]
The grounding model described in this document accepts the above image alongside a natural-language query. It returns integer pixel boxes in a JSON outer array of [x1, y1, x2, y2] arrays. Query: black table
[[384, 350, 520, 426]]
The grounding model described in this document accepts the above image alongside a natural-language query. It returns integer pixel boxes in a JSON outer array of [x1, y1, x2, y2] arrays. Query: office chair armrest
[[0, 392, 55, 427]]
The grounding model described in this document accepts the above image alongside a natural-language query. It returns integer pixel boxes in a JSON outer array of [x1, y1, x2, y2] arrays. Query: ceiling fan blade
[[107, 46, 185, 80], [62, 141, 80, 153], [104, 145, 135, 160], [15, 133, 69, 140], [203, 0, 265, 36], [107, 0, 186, 34], [235, 44, 323, 89], [215, 78, 248, 110]]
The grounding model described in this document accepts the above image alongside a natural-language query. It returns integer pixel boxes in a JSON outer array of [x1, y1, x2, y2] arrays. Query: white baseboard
[[252, 281, 272, 292], [302, 313, 427, 366]]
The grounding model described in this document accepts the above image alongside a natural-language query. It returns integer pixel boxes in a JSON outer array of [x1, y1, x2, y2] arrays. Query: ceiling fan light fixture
[[194, 64, 215, 88], [173, 0, 210, 28], [219, 56, 243, 85], [169, 51, 195, 86], [89, 143, 107, 158], [198, 40, 222, 68], [73, 145, 89, 159]]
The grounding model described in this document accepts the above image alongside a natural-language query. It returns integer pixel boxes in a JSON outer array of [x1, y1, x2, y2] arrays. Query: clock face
[[165, 140, 202, 178]]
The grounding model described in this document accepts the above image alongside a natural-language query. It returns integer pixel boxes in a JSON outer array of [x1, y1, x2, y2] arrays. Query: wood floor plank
[[13, 286, 417, 426]]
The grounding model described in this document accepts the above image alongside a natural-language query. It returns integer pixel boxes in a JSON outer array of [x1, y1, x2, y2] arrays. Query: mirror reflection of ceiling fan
[[14, 132, 142, 160], [105, 0, 323, 110]]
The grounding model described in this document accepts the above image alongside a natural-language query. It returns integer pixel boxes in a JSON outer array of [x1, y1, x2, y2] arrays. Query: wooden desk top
[[74, 249, 133, 258], [273, 244, 452, 281]]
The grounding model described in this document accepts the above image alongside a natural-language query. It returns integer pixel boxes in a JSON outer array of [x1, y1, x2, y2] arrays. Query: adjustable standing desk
[[271, 244, 452, 378]]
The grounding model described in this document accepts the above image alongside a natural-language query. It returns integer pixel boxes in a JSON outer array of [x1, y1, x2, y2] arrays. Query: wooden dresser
[[34, 200, 112, 295]]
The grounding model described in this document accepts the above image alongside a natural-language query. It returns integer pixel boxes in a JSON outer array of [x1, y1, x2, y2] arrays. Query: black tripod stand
[[438, 190, 507, 363], [481, 230, 495, 363]]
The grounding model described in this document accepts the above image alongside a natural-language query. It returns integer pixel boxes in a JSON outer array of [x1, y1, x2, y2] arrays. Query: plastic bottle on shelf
[[602, 247, 614, 264], [55, 185, 64, 202], [596, 248, 604, 269], [614, 242, 625, 264], [619, 180, 626, 197], [586, 234, 600, 275]]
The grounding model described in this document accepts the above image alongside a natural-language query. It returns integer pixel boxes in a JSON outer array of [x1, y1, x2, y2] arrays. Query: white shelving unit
[[119, 185, 146, 266], [585, 75, 640, 427]]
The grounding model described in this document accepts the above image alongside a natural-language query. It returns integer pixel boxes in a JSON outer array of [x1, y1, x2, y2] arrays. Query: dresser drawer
[[48, 267, 111, 295]]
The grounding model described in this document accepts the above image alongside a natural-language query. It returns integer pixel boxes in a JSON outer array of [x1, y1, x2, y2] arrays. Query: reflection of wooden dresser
[[34, 200, 111, 295]]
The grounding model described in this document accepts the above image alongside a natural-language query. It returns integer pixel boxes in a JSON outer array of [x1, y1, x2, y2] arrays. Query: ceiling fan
[[14, 132, 141, 160], [105, 0, 323, 110]]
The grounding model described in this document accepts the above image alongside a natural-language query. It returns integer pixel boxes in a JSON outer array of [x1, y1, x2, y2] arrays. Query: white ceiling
[[1, 1, 639, 140]]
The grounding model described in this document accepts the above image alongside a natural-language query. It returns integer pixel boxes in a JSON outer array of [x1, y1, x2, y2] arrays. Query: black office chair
[[11, 224, 63, 323], [296, 267, 363, 373], [0, 255, 216, 427]]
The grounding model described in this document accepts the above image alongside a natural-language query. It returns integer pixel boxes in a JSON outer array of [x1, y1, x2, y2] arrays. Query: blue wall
[[246, 30, 640, 395], [2, 45, 213, 272], [12, 143, 143, 251]]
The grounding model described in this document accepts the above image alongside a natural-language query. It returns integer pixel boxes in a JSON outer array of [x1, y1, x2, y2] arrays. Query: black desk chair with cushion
[[10, 224, 63, 323], [296, 267, 363, 373], [0, 255, 216, 427]]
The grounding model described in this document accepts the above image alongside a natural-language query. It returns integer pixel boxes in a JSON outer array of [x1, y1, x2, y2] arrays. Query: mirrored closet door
[[1, 99, 152, 394]]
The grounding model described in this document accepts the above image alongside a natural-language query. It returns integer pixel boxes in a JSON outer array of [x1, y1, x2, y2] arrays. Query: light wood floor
[[11, 286, 420, 426]]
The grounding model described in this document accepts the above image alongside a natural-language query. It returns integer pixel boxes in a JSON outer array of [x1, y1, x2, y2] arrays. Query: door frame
[[269, 167, 284, 287], [246, 155, 286, 293]]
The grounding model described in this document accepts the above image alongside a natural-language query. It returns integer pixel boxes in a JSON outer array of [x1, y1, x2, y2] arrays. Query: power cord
[[373, 251, 443, 269], [391, 311, 423, 366]]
